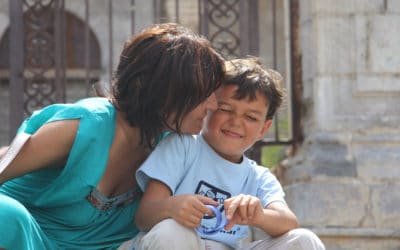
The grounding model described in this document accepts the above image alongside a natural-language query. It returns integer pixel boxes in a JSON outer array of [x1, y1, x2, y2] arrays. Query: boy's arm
[[257, 201, 299, 237], [135, 179, 219, 231], [224, 195, 298, 237]]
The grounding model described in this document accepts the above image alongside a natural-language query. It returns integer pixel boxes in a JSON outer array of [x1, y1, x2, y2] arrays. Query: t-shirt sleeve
[[136, 134, 191, 194], [257, 168, 286, 208]]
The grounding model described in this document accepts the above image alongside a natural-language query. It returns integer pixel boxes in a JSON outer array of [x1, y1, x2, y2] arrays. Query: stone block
[[356, 75, 400, 93], [355, 143, 400, 181], [321, 236, 400, 250], [315, 16, 355, 74], [370, 184, 400, 228], [355, 0, 386, 13], [388, 0, 400, 12], [314, 76, 352, 130], [312, 0, 384, 14], [284, 179, 369, 227], [313, 0, 355, 14], [313, 75, 400, 130], [284, 132, 356, 182], [369, 15, 400, 73], [285, 132, 357, 181], [299, 0, 312, 24], [300, 20, 315, 84], [354, 15, 368, 73]]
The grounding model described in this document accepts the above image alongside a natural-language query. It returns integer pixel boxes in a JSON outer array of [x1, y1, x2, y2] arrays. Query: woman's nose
[[205, 93, 218, 111]]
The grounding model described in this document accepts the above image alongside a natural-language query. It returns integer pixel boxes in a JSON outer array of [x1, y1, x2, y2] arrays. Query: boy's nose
[[228, 113, 241, 127]]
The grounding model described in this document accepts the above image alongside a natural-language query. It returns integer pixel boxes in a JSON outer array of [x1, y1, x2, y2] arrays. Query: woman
[[0, 23, 225, 249]]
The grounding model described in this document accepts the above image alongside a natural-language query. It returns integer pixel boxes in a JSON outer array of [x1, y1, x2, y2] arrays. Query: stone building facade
[[0, 1, 399, 249], [284, 1, 400, 249]]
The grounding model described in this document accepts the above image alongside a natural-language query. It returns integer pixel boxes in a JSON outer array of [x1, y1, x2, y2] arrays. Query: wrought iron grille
[[23, 0, 64, 113], [4, 0, 301, 164]]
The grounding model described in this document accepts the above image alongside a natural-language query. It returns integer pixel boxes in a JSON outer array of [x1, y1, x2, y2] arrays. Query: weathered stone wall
[[285, 0, 400, 249]]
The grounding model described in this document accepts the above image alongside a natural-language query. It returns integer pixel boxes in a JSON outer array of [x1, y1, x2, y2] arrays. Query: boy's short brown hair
[[224, 57, 284, 120]]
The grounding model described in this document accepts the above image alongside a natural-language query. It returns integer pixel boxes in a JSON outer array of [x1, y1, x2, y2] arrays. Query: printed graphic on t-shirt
[[195, 180, 231, 218], [195, 180, 249, 248]]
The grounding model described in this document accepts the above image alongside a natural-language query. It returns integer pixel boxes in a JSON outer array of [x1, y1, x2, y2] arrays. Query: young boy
[[131, 58, 325, 250]]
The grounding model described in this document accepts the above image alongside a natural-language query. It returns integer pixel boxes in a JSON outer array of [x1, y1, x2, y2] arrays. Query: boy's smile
[[202, 85, 272, 163], [221, 129, 242, 139]]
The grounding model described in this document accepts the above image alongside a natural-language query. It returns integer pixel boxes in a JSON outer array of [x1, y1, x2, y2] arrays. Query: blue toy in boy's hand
[[195, 205, 228, 235]]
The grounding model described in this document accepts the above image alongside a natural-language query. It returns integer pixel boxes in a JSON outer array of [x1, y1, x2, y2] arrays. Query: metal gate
[[3, 0, 301, 164]]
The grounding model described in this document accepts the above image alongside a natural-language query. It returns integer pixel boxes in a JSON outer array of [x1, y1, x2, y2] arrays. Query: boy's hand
[[170, 194, 219, 229], [223, 194, 264, 230]]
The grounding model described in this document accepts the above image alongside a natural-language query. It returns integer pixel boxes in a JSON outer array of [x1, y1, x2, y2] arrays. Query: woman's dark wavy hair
[[224, 57, 284, 120], [111, 23, 225, 148]]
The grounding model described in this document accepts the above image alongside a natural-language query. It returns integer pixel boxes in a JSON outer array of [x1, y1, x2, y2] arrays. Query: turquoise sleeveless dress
[[0, 98, 141, 249]]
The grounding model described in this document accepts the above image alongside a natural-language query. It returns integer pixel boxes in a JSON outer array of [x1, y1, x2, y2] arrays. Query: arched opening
[[0, 9, 102, 112]]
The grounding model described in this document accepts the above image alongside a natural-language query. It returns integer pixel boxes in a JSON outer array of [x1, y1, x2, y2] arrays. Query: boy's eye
[[246, 115, 258, 121], [219, 108, 232, 113]]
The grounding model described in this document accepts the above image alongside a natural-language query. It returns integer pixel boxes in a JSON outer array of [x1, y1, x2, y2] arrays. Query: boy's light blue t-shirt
[[136, 133, 285, 248]]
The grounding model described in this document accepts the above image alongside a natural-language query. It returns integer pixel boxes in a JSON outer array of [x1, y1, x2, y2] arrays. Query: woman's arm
[[0, 119, 79, 184], [135, 179, 219, 231], [0, 146, 8, 158]]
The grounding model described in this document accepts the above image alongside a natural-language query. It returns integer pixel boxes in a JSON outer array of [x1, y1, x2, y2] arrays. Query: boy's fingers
[[180, 214, 202, 228], [224, 221, 235, 230], [192, 196, 216, 217], [225, 197, 242, 220], [203, 206, 215, 217], [248, 199, 258, 219], [238, 195, 251, 218], [197, 195, 219, 206]]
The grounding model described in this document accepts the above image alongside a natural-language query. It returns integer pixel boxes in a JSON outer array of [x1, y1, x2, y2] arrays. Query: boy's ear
[[257, 119, 273, 140]]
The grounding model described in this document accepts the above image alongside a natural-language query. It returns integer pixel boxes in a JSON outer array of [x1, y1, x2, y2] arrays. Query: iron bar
[[54, 0, 66, 103], [108, 0, 113, 84], [131, 0, 135, 34], [84, 0, 90, 96], [272, 0, 280, 142], [8, 0, 24, 140], [289, 0, 303, 152], [175, 0, 180, 23]]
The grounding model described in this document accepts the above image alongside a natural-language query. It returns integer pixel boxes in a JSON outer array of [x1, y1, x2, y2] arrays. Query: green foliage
[[261, 145, 286, 169]]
